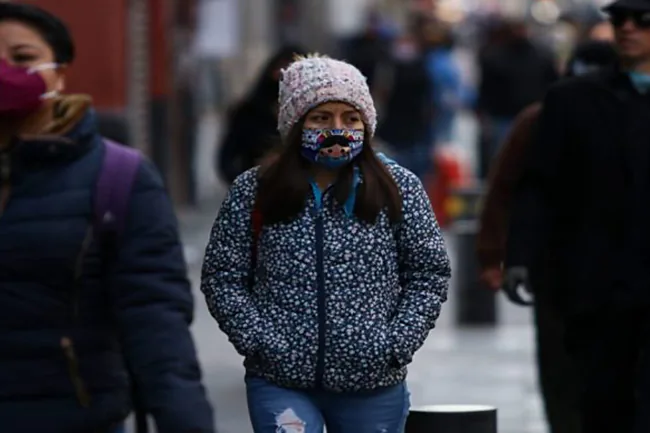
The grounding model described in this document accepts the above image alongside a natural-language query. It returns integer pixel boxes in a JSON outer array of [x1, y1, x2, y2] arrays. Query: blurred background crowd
[[27, 0, 614, 207]]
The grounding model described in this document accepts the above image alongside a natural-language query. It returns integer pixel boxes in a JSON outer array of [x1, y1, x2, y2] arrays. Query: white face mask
[[27, 62, 58, 74], [28, 62, 60, 100]]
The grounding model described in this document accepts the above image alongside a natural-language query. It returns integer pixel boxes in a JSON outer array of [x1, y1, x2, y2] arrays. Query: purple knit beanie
[[277, 54, 377, 140]]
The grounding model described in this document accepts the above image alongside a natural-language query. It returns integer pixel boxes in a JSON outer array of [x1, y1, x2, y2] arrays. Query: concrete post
[[126, 0, 151, 156], [448, 184, 498, 327]]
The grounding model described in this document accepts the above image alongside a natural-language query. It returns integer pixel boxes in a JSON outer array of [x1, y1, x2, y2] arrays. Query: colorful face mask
[[301, 128, 364, 169], [0, 59, 58, 117]]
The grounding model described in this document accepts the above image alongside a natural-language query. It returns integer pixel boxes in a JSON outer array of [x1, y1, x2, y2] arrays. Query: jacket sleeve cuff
[[387, 327, 416, 369]]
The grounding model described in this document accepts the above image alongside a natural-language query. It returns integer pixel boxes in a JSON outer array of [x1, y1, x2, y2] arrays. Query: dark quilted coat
[[0, 99, 213, 433], [202, 160, 451, 393]]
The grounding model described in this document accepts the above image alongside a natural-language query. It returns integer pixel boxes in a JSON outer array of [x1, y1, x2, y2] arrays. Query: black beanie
[[565, 41, 618, 78], [0, 2, 75, 64]]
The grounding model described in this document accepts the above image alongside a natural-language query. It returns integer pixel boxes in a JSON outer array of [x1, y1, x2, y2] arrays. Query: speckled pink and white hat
[[277, 54, 377, 139]]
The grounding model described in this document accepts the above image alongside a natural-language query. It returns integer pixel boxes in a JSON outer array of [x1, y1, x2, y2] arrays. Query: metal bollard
[[447, 184, 497, 327], [405, 405, 498, 433]]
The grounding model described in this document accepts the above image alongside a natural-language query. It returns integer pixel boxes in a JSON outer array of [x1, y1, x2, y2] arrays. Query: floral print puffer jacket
[[201, 160, 451, 392]]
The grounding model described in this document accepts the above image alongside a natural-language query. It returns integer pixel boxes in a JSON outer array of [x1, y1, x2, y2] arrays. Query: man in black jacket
[[505, 0, 650, 432]]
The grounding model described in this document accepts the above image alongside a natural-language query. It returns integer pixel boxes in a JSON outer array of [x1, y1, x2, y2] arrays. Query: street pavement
[[128, 111, 548, 432]]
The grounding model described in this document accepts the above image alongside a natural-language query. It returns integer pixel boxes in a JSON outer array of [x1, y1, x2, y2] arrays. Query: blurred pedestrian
[[476, 19, 558, 178], [477, 41, 618, 433], [0, 3, 214, 432], [217, 44, 307, 185], [202, 54, 451, 433], [589, 20, 615, 41], [375, 31, 435, 180], [342, 9, 394, 91], [505, 0, 650, 431], [561, 3, 611, 43], [421, 21, 464, 146]]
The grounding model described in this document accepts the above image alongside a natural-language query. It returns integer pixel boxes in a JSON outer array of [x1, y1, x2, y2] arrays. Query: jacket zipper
[[314, 207, 326, 387], [0, 153, 10, 216], [61, 337, 91, 407], [63, 226, 95, 408]]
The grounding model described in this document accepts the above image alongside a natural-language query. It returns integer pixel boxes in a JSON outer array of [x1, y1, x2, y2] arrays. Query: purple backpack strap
[[95, 139, 142, 239], [95, 139, 148, 432]]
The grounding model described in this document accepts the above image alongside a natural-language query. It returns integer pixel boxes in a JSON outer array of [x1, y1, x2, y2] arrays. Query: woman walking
[[0, 3, 213, 432], [202, 54, 451, 433]]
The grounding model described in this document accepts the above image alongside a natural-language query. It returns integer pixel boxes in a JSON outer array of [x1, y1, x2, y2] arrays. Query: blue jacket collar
[[308, 153, 397, 217], [628, 71, 650, 94], [309, 165, 360, 217]]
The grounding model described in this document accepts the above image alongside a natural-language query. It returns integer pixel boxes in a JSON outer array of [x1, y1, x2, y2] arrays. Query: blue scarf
[[628, 71, 650, 94]]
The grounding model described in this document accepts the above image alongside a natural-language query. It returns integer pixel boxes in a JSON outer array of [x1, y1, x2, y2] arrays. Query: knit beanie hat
[[277, 54, 377, 139]]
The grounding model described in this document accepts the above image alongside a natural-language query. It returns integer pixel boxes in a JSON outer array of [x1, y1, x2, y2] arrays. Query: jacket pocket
[[325, 322, 394, 391], [358, 325, 394, 370], [253, 316, 317, 386]]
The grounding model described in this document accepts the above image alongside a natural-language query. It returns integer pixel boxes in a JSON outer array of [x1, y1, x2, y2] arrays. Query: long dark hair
[[256, 120, 402, 225]]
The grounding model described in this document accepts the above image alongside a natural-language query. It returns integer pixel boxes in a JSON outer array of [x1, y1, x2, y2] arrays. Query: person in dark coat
[[505, 0, 650, 431], [477, 41, 618, 433], [476, 19, 559, 178], [342, 10, 393, 92], [375, 32, 434, 180], [217, 45, 307, 185], [0, 4, 213, 432]]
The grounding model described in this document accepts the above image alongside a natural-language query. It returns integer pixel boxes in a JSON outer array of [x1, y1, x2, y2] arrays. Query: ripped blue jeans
[[246, 377, 410, 433]]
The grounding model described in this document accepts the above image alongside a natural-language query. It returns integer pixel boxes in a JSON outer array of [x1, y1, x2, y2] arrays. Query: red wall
[[21, 0, 128, 110], [147, 0, 169, 99]]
